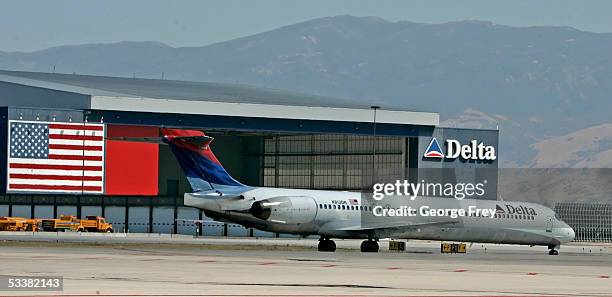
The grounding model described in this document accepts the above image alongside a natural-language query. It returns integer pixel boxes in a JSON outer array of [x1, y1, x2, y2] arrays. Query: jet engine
[[250, 196, 317, 224]]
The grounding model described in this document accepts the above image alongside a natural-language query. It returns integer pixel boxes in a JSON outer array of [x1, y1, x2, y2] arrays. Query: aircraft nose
[[567, 226, 576, 242], [560, 221, 575, 242]]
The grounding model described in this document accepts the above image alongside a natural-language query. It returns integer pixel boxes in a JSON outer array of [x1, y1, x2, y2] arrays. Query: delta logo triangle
[[424, 137, 444, 158], [495, 205, 505, 214]]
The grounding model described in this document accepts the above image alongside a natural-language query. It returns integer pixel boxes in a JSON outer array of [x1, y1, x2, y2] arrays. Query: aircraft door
[[545, 216, 553, 233]]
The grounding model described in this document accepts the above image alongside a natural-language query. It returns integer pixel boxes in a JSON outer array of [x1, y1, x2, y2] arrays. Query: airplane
[[161, 128, 575, 255]]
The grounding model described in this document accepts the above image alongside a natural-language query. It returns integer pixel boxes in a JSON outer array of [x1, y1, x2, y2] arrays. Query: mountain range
[[1, 15, 611, 167]]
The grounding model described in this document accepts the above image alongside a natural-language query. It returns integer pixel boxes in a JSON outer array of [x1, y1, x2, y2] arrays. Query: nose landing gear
[[548, 244, 559, 255], [318, 238, 336, 252]]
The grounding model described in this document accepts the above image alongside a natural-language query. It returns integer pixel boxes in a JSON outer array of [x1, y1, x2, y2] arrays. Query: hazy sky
[[1, 0, 611, 52]]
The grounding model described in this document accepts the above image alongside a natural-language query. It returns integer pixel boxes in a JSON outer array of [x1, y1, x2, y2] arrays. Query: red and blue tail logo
[[161, 129, 245, 192], [424, 137, 444, 158]]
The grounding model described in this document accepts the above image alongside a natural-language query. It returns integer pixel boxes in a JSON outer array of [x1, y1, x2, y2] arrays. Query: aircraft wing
[[336, 220, 459, 232]]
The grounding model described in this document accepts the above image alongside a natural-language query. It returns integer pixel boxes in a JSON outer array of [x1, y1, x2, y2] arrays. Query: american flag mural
[[6, 120, 105, 194]]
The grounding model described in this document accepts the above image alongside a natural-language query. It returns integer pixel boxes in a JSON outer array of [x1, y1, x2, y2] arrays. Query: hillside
[[1, 16, 611, 167]]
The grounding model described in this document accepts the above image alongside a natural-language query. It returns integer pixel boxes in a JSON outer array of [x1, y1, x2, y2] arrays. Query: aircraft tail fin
[[160, 128, 245, 192]]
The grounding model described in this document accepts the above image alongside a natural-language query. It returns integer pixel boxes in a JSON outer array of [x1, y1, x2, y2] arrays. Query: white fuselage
[[185, 187, 575, 246]]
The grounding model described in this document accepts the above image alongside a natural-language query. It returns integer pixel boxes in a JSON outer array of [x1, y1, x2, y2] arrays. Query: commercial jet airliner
[[161, 129, 575, 255]]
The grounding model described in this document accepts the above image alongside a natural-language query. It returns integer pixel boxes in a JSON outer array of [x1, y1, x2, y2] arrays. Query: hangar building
[[0, 70, 502, 237]]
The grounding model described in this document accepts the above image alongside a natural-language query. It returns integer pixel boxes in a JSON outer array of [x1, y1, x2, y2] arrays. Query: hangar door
[[263, 135, 406, 190]]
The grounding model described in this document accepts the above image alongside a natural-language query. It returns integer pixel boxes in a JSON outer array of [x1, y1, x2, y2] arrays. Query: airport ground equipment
[[80, 216, 114, 233], [388, 240, 406, 251], [441, 242, 467, 253], [0, 217, 40, 231], [41, 215, 113, 232]]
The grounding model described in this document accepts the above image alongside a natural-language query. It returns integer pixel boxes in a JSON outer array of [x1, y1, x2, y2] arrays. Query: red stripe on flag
[[49, 124, 104, 131], [49, 134, 103, 141], [9, 174, 102, 181], [10, 163, 102, 171], [48, 154, 103, 161], [48, 144, 103, 151], [49, 123, 104, 131], [9, 184, 102, 191]]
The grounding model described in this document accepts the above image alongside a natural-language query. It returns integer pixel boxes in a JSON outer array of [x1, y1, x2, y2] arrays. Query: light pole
[[371, 105, 380, 183]]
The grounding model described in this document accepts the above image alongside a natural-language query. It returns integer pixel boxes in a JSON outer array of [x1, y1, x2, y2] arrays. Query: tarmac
[[0, 233, 611, 297]]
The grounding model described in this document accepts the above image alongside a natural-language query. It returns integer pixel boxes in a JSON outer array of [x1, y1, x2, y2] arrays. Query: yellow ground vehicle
[[41, 215, 113, 233], [0, 217, 40, 231], [80, 216, 114, 233]]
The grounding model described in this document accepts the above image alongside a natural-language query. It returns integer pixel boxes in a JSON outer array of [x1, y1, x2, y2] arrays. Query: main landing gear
[[318, 238, 336, 252], [360, 239, 379, 253], [317, 237, 379, 253], [548, 244, 559, 255]]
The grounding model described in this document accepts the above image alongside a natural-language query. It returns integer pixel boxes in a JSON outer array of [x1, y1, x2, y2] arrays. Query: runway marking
[[16, 293, 588, 297], [30, 255, 57, 259], [81, 257, 113, 260]]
